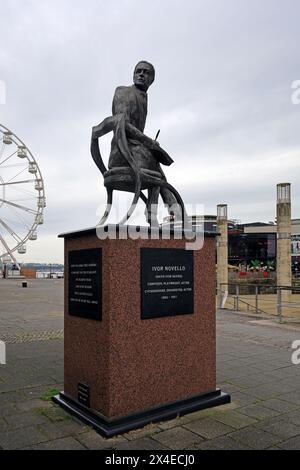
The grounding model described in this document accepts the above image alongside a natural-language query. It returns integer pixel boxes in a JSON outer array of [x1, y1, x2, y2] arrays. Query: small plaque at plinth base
[[55, 226, 230, 437], [53, 389, 230, 438]]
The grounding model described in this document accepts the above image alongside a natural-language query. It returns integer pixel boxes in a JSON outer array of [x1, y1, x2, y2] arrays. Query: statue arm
[[91, 116, 156, 149], [125, 122, 173, 166], [92, 116, 117, 139], [91, 114, 140, 173], [125, 122, 159, 149]]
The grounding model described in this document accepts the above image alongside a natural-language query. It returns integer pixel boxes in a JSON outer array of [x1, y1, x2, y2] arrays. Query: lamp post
[[217, 204, 228, 307], [277, 183, 292, 305]]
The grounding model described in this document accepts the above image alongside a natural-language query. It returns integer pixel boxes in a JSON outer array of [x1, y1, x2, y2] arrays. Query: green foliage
[[266, 260, 276, 271], [250, 259, 276, 272], [37, 407, 51, 416], [40, 388, 60, 401], [250, 259, 261, 269]]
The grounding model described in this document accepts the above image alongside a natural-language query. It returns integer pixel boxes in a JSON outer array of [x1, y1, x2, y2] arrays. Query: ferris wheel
[[0, 123, 45, 268]]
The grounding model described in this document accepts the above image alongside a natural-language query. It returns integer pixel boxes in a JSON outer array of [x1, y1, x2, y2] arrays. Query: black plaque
[[141, 248, 194, 319], [68, 248, 102, 321]]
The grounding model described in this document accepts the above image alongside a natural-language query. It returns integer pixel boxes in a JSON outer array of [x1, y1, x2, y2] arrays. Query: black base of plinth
[[53, 389, 231, 438]]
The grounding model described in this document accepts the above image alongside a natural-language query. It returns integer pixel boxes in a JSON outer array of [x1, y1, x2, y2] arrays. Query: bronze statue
[[91, 61, 186, 226]]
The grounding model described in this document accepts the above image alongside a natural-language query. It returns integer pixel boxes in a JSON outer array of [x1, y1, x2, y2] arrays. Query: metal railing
[[219, 283, 300, 323], [277, 286, 300, 323]]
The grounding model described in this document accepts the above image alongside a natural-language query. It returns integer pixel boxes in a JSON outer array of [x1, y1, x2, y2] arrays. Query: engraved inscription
[[68, 248, 102, 321], [141, 248, 194, 319]]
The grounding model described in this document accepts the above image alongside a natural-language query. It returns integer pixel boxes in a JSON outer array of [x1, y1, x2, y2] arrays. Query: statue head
[[133, 61, 155, 92]]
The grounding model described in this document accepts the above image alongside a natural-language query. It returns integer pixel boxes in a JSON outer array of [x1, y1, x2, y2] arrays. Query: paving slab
[[183, 417, 234, 439], [237, 404, 282, 420], [151, 427, 204, 450], [277, 435, 300, 450], [279, 390, 300, 405], [228, 426, 283, 450], [260, 398, 300, 413], [31, 436, 86, 450], [212, 410, 258, 429], [76, 431, 127, 450], [3, 411, 50, 429], [0, 426, 49, 450], [195, 435, 252, 450], [254, 419, 300, 440], [114, 437, 168, 450]]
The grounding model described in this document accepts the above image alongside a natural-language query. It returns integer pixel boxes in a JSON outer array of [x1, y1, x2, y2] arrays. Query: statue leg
[[145, 186, 160, 227], [157, 166, 183, 221], [160, 186, 183, 221], [98, 188, 113, 226], [118, 177, 142, 225]]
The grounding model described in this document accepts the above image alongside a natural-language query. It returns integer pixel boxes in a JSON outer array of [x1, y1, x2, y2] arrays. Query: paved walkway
[[1, 279, 300, 450]]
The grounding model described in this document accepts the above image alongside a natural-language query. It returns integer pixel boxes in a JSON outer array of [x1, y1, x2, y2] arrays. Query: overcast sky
[[1, 0, 299, 263]]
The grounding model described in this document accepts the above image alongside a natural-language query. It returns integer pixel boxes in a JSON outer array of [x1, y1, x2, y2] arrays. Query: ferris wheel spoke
[[0, 198, 38, 215], [9, 194, 37, 201], [0, 149, 18, 166], [1, 163, 28, 169], [8, 186, 37, 197], [5, 167, 28, 183], [0, 179, 36, 186], [5, 205, 32, 231], [0, 218, 23, 244], [5, 189, 37, 197], [8, 192, 39, 201], [9, 197, 37, 202]]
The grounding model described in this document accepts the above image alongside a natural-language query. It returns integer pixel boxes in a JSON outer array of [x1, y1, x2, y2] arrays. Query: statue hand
[[151, 139, 160, 148]]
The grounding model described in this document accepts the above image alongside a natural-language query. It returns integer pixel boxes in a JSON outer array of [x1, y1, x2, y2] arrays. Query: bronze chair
[[91, 114, 187, 226]]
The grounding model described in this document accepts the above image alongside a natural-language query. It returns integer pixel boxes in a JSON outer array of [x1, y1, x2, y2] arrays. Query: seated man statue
[[91, 61, 183, 225]]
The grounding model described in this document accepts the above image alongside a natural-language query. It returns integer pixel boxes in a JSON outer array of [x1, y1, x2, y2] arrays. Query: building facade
[[162, 216, 300, 273]]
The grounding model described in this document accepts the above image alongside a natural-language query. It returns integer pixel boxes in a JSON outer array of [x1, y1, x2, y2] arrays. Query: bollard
[[255, 285, 259, 314], [235, 284, 240, 311], [277, 288, 282, 323]]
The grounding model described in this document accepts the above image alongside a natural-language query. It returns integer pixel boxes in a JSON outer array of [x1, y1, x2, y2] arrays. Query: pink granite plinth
[[55, 226, 229, 434]]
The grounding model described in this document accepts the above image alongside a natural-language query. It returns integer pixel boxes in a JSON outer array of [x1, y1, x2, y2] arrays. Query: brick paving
[[1, 279, 300, 450]]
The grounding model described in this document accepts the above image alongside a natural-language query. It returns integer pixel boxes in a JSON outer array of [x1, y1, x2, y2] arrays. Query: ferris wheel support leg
[[0, 234, 20, 270]]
